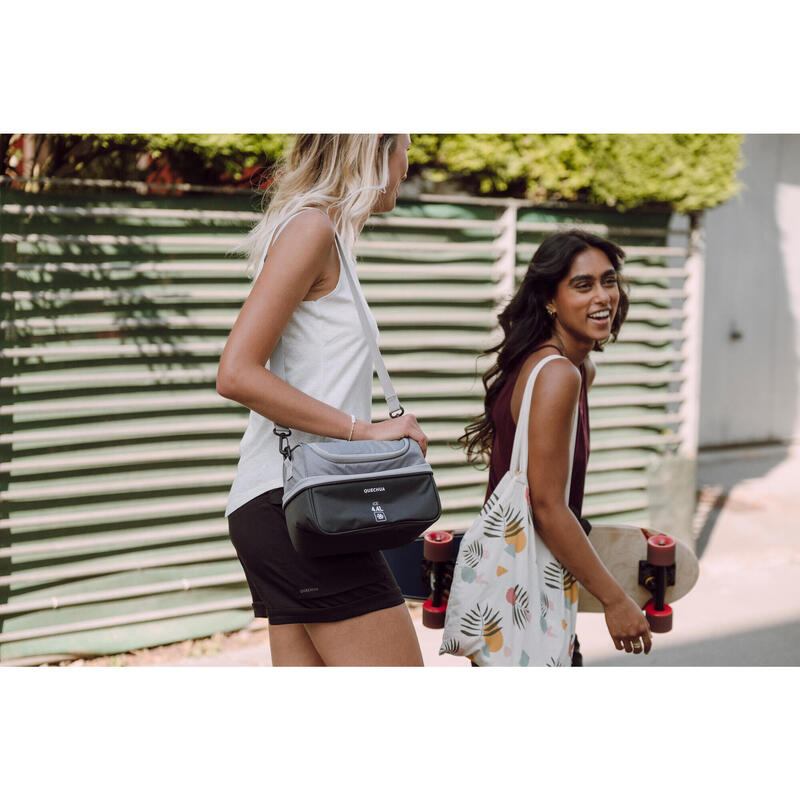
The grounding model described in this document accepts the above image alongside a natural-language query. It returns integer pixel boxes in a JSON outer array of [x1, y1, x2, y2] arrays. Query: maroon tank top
[[484, 347, 590, 518]]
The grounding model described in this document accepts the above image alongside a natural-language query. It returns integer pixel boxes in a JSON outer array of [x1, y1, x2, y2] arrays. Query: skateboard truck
[[637, 534, 677, 633], [421, 531, 455, 629]]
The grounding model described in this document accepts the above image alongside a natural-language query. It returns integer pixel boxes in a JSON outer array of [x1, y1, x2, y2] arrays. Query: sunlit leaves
[[5, 133, 743, 212]]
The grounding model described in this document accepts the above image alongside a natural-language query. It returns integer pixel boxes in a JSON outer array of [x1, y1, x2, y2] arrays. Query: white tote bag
[[440, 354, 579, 666]]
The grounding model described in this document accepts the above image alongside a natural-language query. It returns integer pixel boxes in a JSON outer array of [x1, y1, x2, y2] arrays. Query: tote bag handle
[[509, 354, 579, 503]]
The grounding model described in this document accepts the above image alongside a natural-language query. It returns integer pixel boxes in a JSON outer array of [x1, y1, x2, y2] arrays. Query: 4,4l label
[[372, 501, 387, 523]]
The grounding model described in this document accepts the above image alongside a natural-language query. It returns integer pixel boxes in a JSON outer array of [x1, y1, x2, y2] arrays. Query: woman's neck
[[542, 331, 593, 367]]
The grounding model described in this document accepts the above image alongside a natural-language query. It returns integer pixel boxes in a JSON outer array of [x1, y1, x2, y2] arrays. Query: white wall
[[700, 135, 800, 448]]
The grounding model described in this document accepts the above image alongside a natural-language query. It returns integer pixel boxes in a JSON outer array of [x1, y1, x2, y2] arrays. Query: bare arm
[[525, 358, 651, 653], [216, 211, 428, 453]]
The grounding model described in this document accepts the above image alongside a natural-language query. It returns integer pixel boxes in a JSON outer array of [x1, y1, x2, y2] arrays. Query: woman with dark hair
[[459, 229, 652, 664]]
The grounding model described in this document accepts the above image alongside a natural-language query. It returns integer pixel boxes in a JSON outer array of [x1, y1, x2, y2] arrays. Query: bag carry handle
[[509, 354, 579, 503]]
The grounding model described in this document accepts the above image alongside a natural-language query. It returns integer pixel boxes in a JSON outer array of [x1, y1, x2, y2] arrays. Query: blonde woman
[[217, 134, 426, 666]]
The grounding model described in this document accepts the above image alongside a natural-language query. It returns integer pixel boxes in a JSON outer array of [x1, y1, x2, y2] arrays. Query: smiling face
[[372, 134, 411, 213], [548, 246, 621, 346]]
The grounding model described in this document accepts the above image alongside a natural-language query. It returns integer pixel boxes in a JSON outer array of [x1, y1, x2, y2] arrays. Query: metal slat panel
[[0, 519, 230, 559], [0, 572, 247, 616]]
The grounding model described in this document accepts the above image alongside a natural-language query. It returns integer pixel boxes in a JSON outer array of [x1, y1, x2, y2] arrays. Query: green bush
[[1, 134, 292, 186], [409, 134, 743, 212], [3, 133, 742, 212]]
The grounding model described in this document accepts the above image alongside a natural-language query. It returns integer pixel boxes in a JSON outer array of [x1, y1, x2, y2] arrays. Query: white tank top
[[225, 209, 378, 517]]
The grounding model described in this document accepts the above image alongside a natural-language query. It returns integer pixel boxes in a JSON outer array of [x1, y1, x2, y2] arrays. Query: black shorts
[[226, 488, 405, 626]]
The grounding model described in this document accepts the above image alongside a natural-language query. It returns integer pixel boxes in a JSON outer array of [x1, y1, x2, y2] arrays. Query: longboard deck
[[383, 534, 463, 600], [386, 525, 699, 614], [577, 524, 699, 613]]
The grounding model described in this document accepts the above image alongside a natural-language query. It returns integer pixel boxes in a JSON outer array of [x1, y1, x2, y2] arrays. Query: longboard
[[385, 524, 699, 632], [383, 531, 457, 628], [577, 524, 699, 617]]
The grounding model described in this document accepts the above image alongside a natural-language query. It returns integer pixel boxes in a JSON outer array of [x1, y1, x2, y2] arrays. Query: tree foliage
[[2, 133, 742, 211], [409, 134, 743, 212]]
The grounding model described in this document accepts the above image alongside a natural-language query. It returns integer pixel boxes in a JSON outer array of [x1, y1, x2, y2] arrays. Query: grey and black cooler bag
[[281, 438, 441, 557], [274, 231, 442, 558]]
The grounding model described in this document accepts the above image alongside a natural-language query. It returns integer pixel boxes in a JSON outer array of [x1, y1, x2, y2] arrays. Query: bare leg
[[268, 623, 325, 666], [305, 603, 423, 666]]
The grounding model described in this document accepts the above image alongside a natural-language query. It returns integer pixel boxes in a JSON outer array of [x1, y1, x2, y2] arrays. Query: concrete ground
[[576, 443, 800, 667], [119, 443, 800, 668]]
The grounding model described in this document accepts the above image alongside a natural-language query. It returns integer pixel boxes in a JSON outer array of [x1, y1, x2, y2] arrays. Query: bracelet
[[347, 414, 357, 442]]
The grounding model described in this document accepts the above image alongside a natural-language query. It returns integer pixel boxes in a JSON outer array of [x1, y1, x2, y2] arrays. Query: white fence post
[[681, 210, 706, 460], [493, 202, 518, 314]]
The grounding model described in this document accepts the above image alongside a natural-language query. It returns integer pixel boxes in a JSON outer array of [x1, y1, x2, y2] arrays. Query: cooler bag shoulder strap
[[333, 232, 403, 418], [273, 219, 404, 445]]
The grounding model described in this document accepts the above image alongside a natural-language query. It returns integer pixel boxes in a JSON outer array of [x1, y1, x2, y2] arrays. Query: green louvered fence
[[0, 181, 694, 664]]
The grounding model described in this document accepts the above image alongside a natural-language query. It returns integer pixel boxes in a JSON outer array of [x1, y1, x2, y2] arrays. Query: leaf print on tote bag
[[459, 540, 484, 584], [461, 603, 504, 654], [480, 491, 500, 520], [483, 504, 527, 555], [439, 355, 579, 666], [481, 499, 507, 538], [440, 636, 463, 656], [564, 570, 579, 606], [506, 584, 531, 629], [503, 510, 527, 554], [543, 561, 565, 592], [539, 591, 549, 633]]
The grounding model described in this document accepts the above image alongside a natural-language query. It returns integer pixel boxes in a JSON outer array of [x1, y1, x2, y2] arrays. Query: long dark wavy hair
[[459, 228, 629, 466]]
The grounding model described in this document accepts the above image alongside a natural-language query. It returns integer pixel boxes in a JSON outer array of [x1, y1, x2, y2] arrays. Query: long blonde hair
[[242, 134, 399, 274]]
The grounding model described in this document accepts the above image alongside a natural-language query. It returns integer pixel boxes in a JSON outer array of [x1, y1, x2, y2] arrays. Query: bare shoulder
[[258, 208, 336, 291], [535, 356, 581, 402], [513, 352, 580, 415], [510, 351, 579, 425], [271, 207, 335, 252], [525, 356, 580, 446]]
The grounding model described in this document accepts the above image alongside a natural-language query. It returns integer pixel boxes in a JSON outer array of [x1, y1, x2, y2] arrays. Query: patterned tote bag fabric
[[439, 354, 579, 666]]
